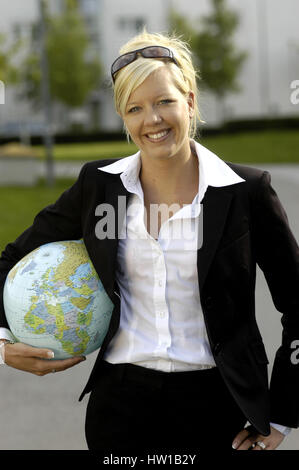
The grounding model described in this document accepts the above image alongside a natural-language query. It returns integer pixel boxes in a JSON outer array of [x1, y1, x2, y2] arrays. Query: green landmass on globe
[[3, 239, 114, 359]]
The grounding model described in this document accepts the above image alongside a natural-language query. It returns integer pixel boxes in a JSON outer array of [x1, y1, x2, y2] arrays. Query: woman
[[0, 29, 298, 453]]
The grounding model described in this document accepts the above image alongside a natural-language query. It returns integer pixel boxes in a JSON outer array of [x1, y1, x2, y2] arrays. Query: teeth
[[147, 130, 169, 140]]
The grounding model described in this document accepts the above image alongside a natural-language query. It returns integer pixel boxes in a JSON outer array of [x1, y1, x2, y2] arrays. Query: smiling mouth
[[145, 129, 171, 142]]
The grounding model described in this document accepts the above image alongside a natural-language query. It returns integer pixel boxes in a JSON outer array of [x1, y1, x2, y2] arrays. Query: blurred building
[[0, 0, 299, 136]]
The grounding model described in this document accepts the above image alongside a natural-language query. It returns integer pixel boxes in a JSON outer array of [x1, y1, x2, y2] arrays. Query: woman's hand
[[2, 341, 86, 375], [232, 425, 285, 450]]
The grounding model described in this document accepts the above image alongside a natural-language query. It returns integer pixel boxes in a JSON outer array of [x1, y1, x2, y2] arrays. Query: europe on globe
[[3, 239, 114, 359]]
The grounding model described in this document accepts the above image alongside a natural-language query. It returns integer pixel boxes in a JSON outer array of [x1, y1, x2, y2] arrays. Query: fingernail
[[47, 351, 55, 358], [232, 442, 237, 449]]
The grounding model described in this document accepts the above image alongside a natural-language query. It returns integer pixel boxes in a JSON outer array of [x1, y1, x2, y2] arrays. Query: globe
[[3, 239, 114, 359]]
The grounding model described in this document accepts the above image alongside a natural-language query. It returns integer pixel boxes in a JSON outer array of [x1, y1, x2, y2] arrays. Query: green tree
[[0, 33, 20, 84], [168, 9, 196, 47], [20, 0, 102, 111], [169, 0, 248, 121]]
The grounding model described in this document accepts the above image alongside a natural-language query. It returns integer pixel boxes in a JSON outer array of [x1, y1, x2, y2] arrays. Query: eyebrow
[[126, 94, 173, 107]]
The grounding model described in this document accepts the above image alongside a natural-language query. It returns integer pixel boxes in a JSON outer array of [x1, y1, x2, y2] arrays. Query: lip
[[145, 128, 171, 143]]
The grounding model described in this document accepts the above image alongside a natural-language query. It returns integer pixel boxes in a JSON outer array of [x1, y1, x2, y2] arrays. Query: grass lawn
[[0, 129, 298, 251], [31, 129, 299, 164], [34, 140, 138, 161], [0, 179, 74, 249], [200, 129, 299, 164]]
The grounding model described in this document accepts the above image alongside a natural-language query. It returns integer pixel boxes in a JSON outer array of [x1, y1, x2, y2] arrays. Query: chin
[[144, 141, 178, 158]]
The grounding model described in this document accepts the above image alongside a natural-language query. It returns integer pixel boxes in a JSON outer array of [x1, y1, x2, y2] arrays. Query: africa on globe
[[3, 239, 114, 359]]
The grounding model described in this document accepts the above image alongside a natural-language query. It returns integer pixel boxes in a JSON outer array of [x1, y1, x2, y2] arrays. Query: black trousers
[[85, 361, 247, 454]]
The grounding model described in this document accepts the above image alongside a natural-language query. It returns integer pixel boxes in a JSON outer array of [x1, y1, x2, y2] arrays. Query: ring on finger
[[256, 440, 267, 450]]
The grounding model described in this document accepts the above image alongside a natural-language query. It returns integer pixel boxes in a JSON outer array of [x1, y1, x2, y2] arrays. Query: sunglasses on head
[[111, 45, 179, 83]]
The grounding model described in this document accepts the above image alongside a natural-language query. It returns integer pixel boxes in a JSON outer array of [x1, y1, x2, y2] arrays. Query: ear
[[187, 91, 195, 117]]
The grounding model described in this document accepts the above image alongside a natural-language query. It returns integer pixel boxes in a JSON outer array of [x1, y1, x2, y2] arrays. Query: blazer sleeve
[[252, 170, 299, 427], [0, 162, 88, 329]]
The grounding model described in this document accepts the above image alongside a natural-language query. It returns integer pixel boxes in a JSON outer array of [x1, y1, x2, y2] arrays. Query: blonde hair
[[112, 28, 204, 140]]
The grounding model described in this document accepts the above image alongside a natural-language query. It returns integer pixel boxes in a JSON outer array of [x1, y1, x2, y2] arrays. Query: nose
[[144, 105, 162, 126]]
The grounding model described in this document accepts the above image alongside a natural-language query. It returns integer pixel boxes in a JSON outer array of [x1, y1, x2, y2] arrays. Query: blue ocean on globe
[[3, 239, 114, 359]]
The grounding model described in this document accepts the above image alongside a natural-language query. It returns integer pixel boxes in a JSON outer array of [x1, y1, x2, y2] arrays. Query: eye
[[159, 99, 173, 105], [128, 106, 140, 113]]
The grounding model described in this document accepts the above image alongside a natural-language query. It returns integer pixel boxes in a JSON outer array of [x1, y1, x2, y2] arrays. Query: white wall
[[0, 0, 37, 33], [0, 0, 39, 129], [98, 0, 170, 129], [1, 0, 299, 132], [172, 0, 299, 123]]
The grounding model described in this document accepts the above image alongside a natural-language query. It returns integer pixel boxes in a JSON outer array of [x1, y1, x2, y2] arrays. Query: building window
[[117, 17, 146, 33], [79, 0, 97, 16], [13, 23, 31, 41], [135, 19, 145, 32]]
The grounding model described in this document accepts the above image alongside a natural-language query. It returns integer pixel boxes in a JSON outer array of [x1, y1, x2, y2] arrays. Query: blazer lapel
[[92, 174, 131, 301], [197, 186, 233, 291]]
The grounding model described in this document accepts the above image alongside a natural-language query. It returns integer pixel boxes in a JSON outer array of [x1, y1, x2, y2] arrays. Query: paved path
[[0, 163, 298, 450]]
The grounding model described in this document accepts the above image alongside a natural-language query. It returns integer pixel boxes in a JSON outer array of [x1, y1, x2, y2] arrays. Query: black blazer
[[0, 157, 298, 436]]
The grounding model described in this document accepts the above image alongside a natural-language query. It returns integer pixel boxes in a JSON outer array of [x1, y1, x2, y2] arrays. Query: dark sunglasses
[[111, 45, 179, 83]]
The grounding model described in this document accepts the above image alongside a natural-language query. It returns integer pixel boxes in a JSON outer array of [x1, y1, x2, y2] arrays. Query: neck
[[139, 142, 198, 196]]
